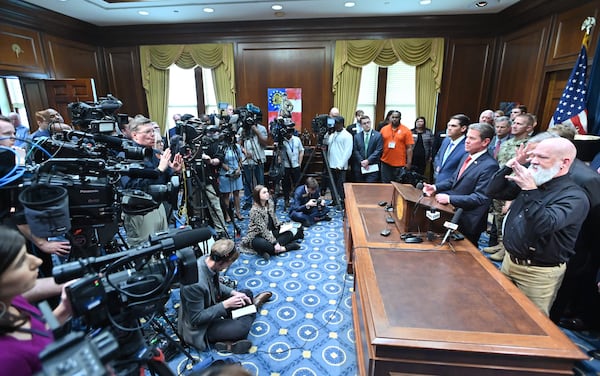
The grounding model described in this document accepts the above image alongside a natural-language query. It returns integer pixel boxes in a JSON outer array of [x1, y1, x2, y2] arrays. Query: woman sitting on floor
[[241, 185, 303, 259]]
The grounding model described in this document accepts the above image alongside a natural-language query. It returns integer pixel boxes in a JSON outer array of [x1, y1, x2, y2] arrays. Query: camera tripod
[[296, 141, 343, 211], [182, 152, 231, 241]]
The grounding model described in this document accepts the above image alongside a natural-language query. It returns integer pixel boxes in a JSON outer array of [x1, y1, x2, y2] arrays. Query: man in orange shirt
[[379, 111, 414, 183]]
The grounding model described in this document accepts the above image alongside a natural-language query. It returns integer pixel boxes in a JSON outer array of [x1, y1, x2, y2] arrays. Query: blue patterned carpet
[[151, 199, 600, 375], [160, 200, 357, 375]]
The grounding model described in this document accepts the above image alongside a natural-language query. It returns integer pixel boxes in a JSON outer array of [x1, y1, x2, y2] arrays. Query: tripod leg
[[321, 148, 343, 211]]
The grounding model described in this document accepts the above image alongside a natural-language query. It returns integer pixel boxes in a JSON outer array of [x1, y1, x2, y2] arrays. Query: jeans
[[242, 164, 265, 203]]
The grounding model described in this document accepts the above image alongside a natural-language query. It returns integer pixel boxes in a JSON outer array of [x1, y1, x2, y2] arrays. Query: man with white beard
[[486, 137, 589, 315]]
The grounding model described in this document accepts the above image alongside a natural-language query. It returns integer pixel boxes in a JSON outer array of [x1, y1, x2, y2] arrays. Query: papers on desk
[[231, 304, 257, 319], [361, 164, 379, 174]]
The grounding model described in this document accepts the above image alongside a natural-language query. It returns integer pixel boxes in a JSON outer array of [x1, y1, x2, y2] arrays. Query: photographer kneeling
[[121, 116, 183, 247], [0, 226, 72, 375], [241, 185, 303, 259], [178, 239, 272, 354], [289, 177, 330, 227]]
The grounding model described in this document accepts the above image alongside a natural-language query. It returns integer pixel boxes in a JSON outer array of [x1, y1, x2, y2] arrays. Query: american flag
[[549, 45, 588, 134]]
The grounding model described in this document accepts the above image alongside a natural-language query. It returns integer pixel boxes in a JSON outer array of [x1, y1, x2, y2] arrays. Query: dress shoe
[[482, 243, 504, 254], [559, 317, 589, 331], [489, 247, 505, 261], [588, 349, 600, 360], [286, 242, 301, 251], [214, 339, 253, 354], [253, 291, 272, 309]]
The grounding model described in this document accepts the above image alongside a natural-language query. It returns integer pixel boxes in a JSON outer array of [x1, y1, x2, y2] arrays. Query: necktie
[[213, 272, 221, 301], [493, 139, 501, 158], [442, 141, 454, 165], [457, 155, 472, 178], [364, 132, 370, 158]]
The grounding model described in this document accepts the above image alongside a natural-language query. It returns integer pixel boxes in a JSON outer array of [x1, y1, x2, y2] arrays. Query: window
[[167, 65, 218, 130], [0, 77, 30, 128], [357, 62, 378, 121], [385, 62, 416, 127], [357, 61, 416, 128]]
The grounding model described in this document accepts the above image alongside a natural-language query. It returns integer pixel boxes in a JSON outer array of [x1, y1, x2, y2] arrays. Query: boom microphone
[[440, 208, 463, 246], [53, 227, 213, 283]]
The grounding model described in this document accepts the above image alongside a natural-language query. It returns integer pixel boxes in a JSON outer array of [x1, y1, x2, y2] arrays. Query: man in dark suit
[[432, 114, 469, 184], [423, 122, 498, 246], [351, 115, 383, 182]]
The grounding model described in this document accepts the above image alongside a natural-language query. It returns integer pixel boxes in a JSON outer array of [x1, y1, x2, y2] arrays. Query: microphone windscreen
[[124, 168, 160, 179], [451, 207, 463, 223], [172, 227, 213, 250], [416, 182, 424, 190]]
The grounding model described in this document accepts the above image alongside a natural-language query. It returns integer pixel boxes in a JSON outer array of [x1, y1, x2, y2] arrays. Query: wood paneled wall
[[0, 0, 598, 135], [235, 41, 333, 132]]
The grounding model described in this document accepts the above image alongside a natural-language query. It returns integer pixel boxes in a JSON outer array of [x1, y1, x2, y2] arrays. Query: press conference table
[[344, 183, 586, 375]]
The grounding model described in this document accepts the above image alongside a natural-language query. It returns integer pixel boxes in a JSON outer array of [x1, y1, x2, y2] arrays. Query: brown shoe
[[253, 291, 273, 309]]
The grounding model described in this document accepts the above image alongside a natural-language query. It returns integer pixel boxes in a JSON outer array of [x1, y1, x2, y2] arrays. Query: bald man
[[486, 137, 590, 315]]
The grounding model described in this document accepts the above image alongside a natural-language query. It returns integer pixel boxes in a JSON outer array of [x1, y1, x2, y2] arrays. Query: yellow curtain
[[333, 38, 444, 130], [139, 44, 236, 133]]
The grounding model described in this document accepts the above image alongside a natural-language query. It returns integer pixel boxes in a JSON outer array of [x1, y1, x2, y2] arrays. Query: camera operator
[[188, 121, 229, 238], [0, 226, 73, 375], [29, 109, 63, 142], [322, 115, 353, 206], [120, 116, 183, 247], [289, 177, 330, 227], [178, 239, 272, 354], [279, 120, 304, 208], [238, 112, 268, 211]]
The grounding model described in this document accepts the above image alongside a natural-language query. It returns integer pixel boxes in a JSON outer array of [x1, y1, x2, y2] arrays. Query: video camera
[[68, 94, 127, 134], [311, 114, 335, 144], [38, 227, 212, 375], [234, 103, 261, 134], [270, 116, 295, 144]]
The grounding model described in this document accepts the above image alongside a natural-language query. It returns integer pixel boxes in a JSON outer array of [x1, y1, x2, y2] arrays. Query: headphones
[[210, 246, 237, 262]]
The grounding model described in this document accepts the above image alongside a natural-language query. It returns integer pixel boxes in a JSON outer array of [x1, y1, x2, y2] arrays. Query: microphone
[[412, 182, 425, 217], [440, 208, 463, 246], [53, 227, 212, 283]]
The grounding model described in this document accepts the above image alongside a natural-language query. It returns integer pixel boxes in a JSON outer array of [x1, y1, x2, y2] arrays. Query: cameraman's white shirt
[[327, 129, 353, 170]]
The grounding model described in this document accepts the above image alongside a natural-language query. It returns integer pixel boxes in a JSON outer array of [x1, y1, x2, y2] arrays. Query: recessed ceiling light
[[475, 1, 488, 7], [203, 7, 214, 13], [272, 4, 283, 11], [420, 0, 431, 5], [138, 10, 149, 16], [344, 1, 356, 7]]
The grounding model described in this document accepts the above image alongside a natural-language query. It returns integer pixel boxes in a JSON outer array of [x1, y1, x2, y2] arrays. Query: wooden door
[[20, 78, 96, 131]]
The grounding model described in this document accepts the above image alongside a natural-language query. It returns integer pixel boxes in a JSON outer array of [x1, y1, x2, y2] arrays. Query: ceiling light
[[138, 10, 149, 16], [203, 7, 214, 13], [344, 1, 356, 7], [272, 4, 283, 11], [475, 1, 488, 7], [420, 0, 431, 5]]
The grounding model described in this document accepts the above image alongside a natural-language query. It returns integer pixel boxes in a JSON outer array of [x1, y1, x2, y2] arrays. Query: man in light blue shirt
[[8, 112, 29, 148]]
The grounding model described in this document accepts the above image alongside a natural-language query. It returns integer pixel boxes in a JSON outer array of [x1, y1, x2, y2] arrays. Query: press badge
[[388, 142, 396, 149]]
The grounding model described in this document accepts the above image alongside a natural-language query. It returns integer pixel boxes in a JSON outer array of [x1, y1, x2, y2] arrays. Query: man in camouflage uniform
[[483, 113, 534, 261]]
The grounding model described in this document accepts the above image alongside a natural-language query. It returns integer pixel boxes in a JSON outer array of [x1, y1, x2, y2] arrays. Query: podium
[[390, 182, 455, 234]]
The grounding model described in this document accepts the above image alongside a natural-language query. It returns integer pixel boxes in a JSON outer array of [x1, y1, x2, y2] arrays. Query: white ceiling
[[22, 0, 520, 27]]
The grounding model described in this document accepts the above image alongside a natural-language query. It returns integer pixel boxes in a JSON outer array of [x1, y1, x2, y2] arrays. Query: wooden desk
[[344, 183, 587, 375]]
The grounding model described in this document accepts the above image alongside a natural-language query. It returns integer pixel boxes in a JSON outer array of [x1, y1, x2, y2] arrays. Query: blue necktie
[[442, 141, 454, 165]]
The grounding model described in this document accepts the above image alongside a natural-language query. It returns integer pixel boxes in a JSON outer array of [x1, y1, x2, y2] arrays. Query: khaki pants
[[500, 252, 567, 315], [123, 205, 169, 247]]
